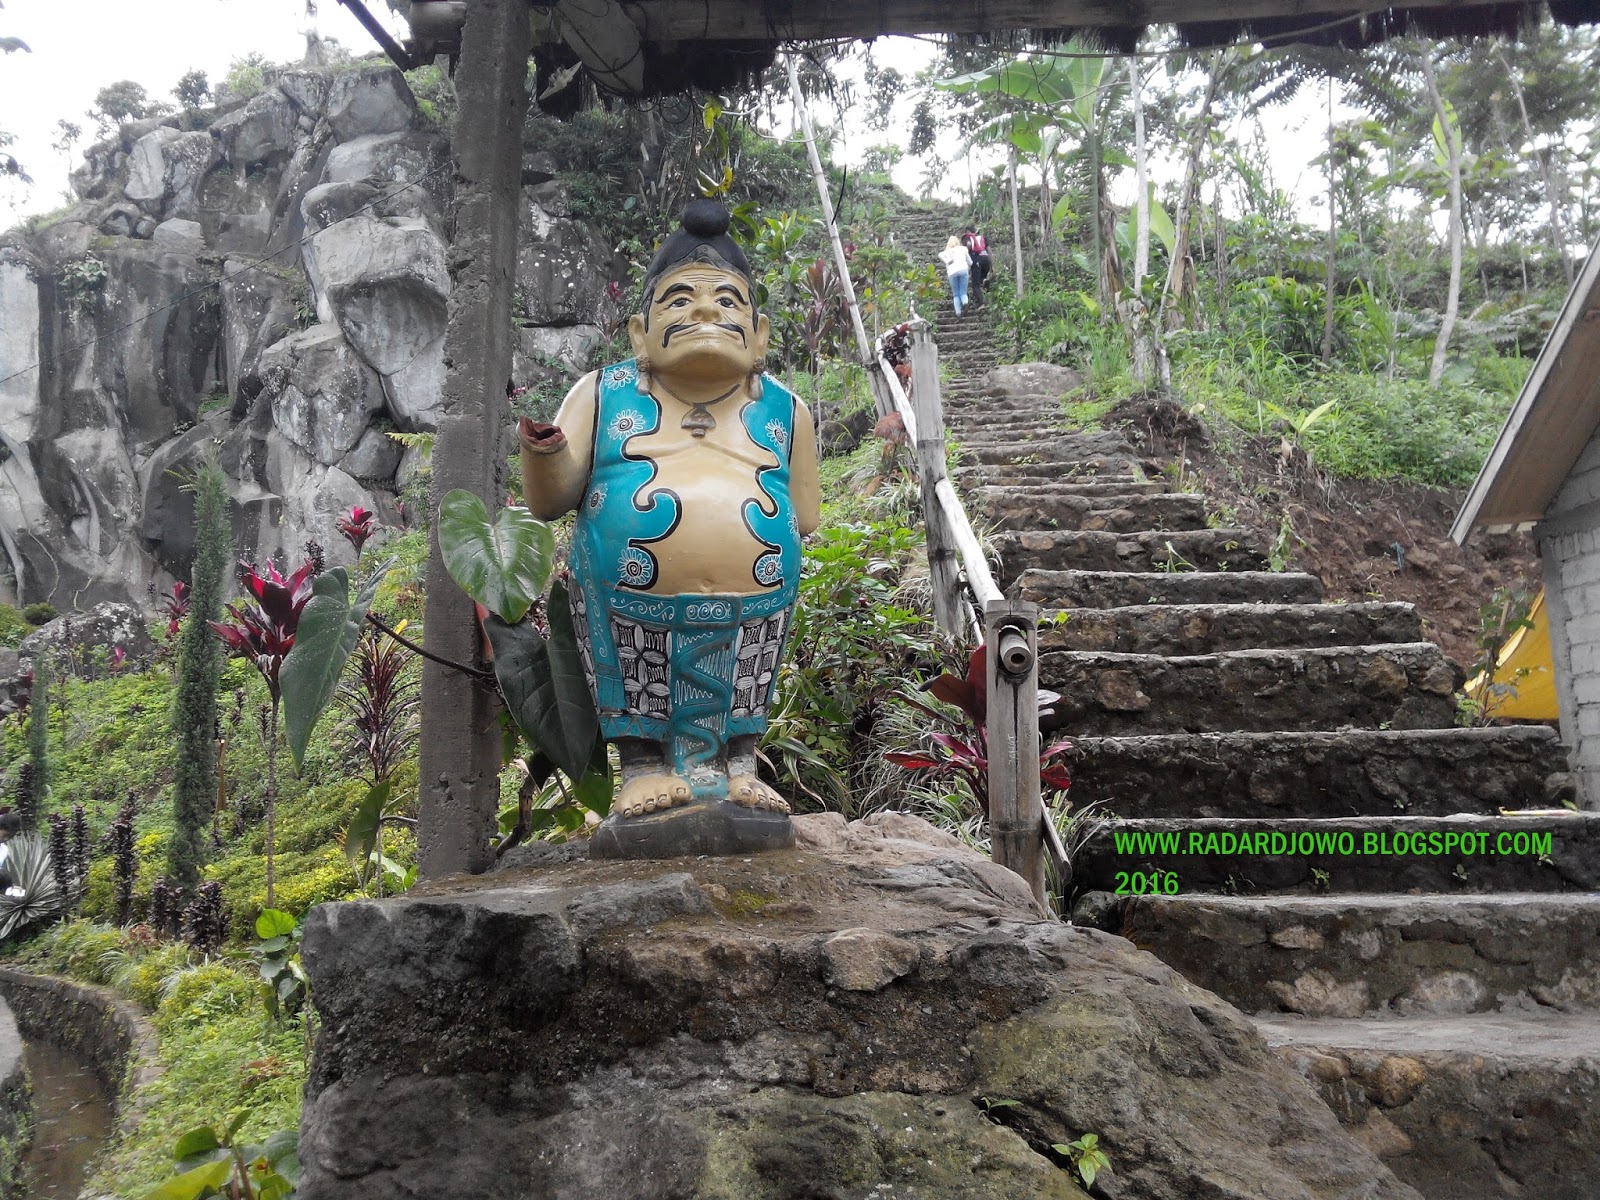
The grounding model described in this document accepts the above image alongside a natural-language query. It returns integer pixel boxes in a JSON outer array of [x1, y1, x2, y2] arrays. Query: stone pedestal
[[297, 813, 1421, 1200]]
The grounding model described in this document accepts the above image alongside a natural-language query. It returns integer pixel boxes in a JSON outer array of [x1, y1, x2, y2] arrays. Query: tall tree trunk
[[1498, 47, 1574, 285], [1090, 128, 1108, 305], [1131, 56, 1150, 292], [1162, 51, 1225, 328], [1422, 47, 1463, 389], [1321, 77, 1337, 365], [1009, 141, 1025, 301]]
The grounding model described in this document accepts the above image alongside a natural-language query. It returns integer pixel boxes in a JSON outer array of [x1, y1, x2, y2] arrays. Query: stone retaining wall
[[0, 1001, 27, 1200], [0, 966, 161, 1196]]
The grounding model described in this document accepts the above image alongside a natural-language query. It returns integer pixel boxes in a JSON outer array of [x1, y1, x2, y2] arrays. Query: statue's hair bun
[[681, 199, 731, 238]]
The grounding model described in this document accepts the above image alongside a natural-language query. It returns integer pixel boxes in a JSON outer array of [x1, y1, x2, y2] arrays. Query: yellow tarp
[[1464, 589, 1558, 720]]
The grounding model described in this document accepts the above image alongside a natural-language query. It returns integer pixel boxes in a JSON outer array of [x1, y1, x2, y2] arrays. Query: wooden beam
[[417, 0, 530, 878], [986, 596, 1047, 910], [537, 0, 1485, 43], [908, 328, 964, 638]]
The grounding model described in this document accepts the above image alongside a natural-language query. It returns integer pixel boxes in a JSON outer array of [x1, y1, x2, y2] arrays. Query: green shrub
[[20, 602, 56, 626], [0, 605, 27, 648]]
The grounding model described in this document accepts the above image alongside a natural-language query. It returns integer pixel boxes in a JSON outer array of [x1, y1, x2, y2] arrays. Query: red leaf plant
[[337, 506, 377, 556], [209, 560, 315, 701], [885, 645, 1072, 816], [207, 558, 315, 910], [159, 580, 190, 638]]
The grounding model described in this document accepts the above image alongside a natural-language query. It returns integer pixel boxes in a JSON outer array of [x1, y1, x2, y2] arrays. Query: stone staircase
[[923, 307, 1600, 1200]]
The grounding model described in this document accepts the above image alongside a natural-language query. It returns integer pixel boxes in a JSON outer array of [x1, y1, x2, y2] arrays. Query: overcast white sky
[[0, 2, 1329, 225]]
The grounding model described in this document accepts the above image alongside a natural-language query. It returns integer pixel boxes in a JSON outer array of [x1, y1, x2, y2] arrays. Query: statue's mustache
[[661, 320, 747, 347]]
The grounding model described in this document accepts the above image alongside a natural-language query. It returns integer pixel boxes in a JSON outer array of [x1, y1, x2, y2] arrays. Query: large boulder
[[220, 258, 297, 406], [325, 132, 450, 222], [513, 323, 604, 390], [298, 814, 1421, 1200], [0, 256, 40, 444], [210, 87, 299, 168], [124, 128, 220, 221], [86, 241, 223, 453], [300, 212, 447, 431], [18, 600, 154, 666], [258, 324, 387, 465], [517, 192, 622, 327], [325, 66, 418, 142]]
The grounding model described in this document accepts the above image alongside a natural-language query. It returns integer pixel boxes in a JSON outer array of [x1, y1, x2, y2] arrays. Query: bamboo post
[[417, 0, 528, 878], [1009, 142, 1025, 301], [986, 596, 1046, 908], [908, 327, 963, 636], [786, 57, 888, 416]]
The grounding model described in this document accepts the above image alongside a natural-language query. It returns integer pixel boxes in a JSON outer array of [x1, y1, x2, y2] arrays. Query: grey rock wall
[[0, 61, 622, 610]]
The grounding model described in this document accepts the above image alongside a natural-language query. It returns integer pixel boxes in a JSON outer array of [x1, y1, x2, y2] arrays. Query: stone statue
[[519, 199, 820, 858]]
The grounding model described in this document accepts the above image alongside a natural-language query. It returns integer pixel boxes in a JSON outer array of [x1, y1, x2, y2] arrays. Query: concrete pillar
[[417, 0, 529, 877]]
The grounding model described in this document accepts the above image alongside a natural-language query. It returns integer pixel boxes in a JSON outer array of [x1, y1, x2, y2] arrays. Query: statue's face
[[629, 263, 770, 389]]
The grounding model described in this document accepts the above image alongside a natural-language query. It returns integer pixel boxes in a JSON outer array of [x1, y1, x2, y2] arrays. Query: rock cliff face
[[298, 813, 1422, 1200], [0, 62, 620, 608]]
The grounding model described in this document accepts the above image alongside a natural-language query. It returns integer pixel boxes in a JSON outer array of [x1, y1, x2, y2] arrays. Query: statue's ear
[[627, 312, 648, 360], [751, 313, 771, 364]]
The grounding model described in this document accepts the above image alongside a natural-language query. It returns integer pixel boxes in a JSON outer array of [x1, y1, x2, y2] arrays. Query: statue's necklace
[[649, 380, 740, 438]]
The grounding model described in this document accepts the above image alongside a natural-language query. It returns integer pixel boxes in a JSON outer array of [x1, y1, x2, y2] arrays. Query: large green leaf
[[255, 909, 296, 940], [438, 490, 554, 625], [344, 779, 393, 882], [137, 1157, 232, 1200], [483, 580, 598, 781], [280, 564, 389, 768]]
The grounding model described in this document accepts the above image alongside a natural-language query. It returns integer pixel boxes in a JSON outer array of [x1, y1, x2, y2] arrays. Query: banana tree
[[938, 49, 1127, 304]]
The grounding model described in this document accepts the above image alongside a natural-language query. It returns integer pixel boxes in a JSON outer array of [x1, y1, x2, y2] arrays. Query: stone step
[[1017, 567, 1324, 608], [966, 461, 1150, 485], [1111, 893, 1600, 1018], [1040, 601, 1423, 655], [961, 478, 1170, 499], [1067, 727, 1570, 820], [993, 528, 1267, 585], [1040, 642, 1460, 736], [975, 489, 1209, 534], [955, 466, 1149, 488], [963, 436, 1136, 466], [1261, 1012, 1600, 1200], [1072, 812, 1600, 894]]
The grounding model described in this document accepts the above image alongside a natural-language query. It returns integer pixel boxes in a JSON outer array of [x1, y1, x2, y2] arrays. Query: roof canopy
[[390, 1, 1600, 110], [1452, 241, 1600, 541]]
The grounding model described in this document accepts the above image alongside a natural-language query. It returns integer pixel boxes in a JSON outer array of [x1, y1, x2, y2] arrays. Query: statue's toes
[[668, 779, 691, 805]]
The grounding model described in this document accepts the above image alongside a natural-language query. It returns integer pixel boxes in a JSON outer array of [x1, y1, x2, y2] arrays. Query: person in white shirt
[[0, 812, 19, 892], [938, 236, 972, 316]]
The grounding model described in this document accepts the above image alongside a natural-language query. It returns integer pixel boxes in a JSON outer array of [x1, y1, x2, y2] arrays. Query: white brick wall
[[1544, 508, 1600, 807]]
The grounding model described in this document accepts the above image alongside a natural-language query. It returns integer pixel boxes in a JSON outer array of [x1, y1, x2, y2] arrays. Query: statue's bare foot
[[615, 773, 692, 818], [728, 775, 790, 814]]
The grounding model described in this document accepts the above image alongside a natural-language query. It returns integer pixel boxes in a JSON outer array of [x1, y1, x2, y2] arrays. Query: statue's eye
[[718, 297, 734, 307]]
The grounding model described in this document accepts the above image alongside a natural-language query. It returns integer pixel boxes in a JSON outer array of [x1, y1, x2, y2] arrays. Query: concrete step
[[993, 528, 1267, 584], [1262, 1012, 1600, 1200], [1111, 893, 1600, 1018], [1067, 727, 1570, 820], [1017, 567, 1324, 608], [1072, 812, 1600, 894], [1040, 642, 1461, 736], [975, 489, 1209, 534], [1040, 601, 1423, 655]]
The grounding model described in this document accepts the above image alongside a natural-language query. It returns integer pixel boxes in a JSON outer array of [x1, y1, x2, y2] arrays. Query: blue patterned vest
[[567, 359, 804, 798]]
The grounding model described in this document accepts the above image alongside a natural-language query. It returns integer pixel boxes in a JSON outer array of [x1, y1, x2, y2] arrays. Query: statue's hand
[[519, 416, 566, 455]]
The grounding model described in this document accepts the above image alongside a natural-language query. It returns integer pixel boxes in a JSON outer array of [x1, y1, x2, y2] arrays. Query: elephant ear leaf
[[482, 580, 598, 781], [437, 490, 554, 625], [280, 563, 390, 769]]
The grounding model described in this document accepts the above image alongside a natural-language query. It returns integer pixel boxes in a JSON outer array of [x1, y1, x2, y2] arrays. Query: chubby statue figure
[[519, 200, 820, 858]]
